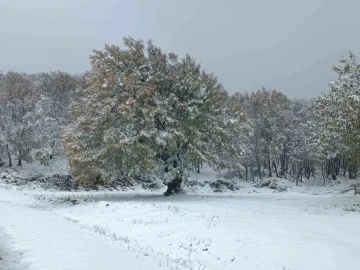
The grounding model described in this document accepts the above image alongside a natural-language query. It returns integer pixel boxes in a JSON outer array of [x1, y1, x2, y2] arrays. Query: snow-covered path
[[1, 187, 360, 270], [0, 228, 27, 270], [0, 192, 162, 270]]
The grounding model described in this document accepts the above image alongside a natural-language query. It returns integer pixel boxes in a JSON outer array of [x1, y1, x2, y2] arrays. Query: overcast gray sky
[[0, 0, 359, 98]]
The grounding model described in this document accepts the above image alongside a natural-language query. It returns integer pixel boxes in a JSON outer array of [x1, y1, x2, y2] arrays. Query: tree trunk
[[322, 163, 326, 185], [257, 159, 262, 181], [50, 140, 55, 160], [280, 145, 286, 176], [164, 174, 183, 196], [349, 166, 354, 179], [330, 159, 336, 180], [268, 158, 272, 177], [272, 160, 279, 178], [251, 161, 255, 182], [311, 166, 315, 178], [305, 163, 311, 180], [6, 144, 12, 167], [17, 149, 22, 167], [164, 157, 184, 196]]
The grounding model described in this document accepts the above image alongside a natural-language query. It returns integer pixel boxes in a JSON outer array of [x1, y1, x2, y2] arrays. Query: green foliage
[[65, 37, 246, 186], [312, 52, 360, 164]]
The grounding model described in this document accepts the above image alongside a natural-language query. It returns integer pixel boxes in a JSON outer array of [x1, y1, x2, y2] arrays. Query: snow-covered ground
[[0, 189, 164, 270], [1, 162, 360, 269], [0, 228, 27, 270], [1, 180, 360, 270]]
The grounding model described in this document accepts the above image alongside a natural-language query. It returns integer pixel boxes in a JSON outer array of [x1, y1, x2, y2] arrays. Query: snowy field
[[1, 177, 360, 270]]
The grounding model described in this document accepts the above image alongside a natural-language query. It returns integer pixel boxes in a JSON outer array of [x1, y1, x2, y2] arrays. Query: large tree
[[312, 52, 360, 178], [65, 37, 246, 194]]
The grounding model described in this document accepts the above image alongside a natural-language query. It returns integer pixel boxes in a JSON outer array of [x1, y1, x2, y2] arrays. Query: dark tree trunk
[[6, 144, 12, 167], [245, 164, 248, 181], [329, 159, 336, 180], [326, 160, 331, 176], [322, 163, 326, 185], [311, 166, 316, 178], [16, 149, 22, 167], [164, 174, 183, 196], [349, 167, 357, 179], [163, 156, 184, 196], [251, 161, 255, 182], [196, 164, 200, 174], [335, 158, 340, 176], [257, 159, 262, 180], [268, 158, 272, 177], [272, 160, 279, 178], [349, 167, 353, 179], [50, 140, 55, 159], [280, 148, 286, 176]]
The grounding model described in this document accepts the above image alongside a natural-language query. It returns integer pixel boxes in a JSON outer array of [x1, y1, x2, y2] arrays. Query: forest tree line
[[0, 37, 359, 194]]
